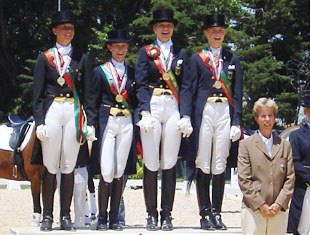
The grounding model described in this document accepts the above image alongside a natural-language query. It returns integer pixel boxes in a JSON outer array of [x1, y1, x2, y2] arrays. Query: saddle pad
[[0, 121, 35, 152]]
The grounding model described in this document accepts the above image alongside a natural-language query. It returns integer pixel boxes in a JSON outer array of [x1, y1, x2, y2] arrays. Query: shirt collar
[[111, 58, 125, 69], [258, 130, 273, 144], [156, 39, 173, 50], [56, 43, 72, 57], [209, 46, 222, 57]]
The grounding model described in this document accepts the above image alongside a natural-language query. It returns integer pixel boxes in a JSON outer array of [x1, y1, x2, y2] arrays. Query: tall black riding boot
[[96, 176, 110, 230], [109, 177, 124, 231], [60, 172, 76, 231], [211, 173, 227, 230], [40, 168, 56, 231], [196, 168, 215, 230], [160, 167, 176, 231], [143, 166, 159, 231]]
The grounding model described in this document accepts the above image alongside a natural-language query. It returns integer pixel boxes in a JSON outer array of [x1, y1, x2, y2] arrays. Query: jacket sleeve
[[289, 130, 310, 185], [33, 53, 47, 126], [238, 139, 266, 210], [135, 47, 151, 114], [80, 54, 96, 126], [179, 49, 193, 117], [275, 141, 295, 210], [231, 54, 243, 126]]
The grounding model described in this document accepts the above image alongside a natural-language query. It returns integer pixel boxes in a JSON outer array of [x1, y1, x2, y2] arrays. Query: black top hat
[[202, 12, 226, 29], [106, 29, 130, 44], [50, 10, 76, 28], [301, 90, 310, 107], [150, 7, 178, 26]]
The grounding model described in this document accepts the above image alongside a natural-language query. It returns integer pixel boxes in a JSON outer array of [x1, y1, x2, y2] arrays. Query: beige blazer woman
[[238, 132, 295, 211]]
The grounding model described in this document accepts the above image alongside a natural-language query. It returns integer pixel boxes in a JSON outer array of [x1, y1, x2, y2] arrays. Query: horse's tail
[[185, 168, 197, 196]]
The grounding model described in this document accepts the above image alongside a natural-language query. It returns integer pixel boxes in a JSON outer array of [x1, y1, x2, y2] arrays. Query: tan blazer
[[238, 132, 295, 211]]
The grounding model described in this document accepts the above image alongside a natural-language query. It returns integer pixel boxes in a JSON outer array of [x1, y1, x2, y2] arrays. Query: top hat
[[150, 7, 178, 26], [301, 90, 310, 107], [202, 12, 226, 29], [50, 10, 76, 28], [106, 29, 130, 44]]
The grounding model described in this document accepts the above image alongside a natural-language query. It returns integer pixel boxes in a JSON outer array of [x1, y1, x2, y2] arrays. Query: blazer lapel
[[271, 132, 281, 159], [253, 133, 270, 158]]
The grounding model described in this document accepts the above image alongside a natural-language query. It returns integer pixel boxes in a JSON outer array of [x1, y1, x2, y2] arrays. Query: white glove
[[137, 111, 155, 133], [230, 125, 241, 142], [36, 124, 48, 141], [86, 126, 97, 141], [177, 115, 193, 138]]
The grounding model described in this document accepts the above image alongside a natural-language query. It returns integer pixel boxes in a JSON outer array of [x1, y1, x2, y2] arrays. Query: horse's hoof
[[31, 213, 41, 227]]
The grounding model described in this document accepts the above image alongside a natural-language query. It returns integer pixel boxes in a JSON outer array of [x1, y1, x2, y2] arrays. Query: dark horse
[[0, 119, 43, 226]]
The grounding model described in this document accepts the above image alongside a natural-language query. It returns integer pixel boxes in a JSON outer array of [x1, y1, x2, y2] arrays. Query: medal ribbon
[[159, 47, 173, 72], [54, 47, 72, 81], [198, 50, 234, 108], [107, 61, 128, 95], [152, 58, 180, 103], [146, 44, 180, 103], [207, 50, 222, 81], [100, 63, 131, 109]]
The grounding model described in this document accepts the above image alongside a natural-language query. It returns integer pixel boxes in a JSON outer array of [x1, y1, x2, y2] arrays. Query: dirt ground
[[0, 181, 242, 234]]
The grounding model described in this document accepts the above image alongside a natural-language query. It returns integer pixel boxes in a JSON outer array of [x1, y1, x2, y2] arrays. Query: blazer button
[[60, 93, 64, 97]]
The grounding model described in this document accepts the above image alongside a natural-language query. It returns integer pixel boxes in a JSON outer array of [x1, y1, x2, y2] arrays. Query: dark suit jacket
[[287, 122, 310, 234], [135, 42, 191, 118], [190, 49, 243, 154], [93, 61, 137, 175], [238, 132, 295, 211], [33, 48, 96, 126]]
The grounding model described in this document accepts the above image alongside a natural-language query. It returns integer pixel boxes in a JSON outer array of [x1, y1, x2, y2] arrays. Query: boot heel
[[60, 215, 76, 231], [40, 216, 53, 231]]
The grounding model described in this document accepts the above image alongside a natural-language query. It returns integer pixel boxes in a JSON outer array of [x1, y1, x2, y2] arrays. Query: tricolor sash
[[144, 44, 180, 103], [197, 49, 234, 108], [100, 63, 132, 110], [43, 49, 88, 144]]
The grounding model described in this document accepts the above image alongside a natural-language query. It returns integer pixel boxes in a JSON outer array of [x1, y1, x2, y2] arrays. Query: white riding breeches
[[140, 94, 181, 171], [100, 115, 133, 183], [41, 101, 80, 174], [298, 187, 310, 235], [73, 166, 88, 227], [196, 102, 231, 175]]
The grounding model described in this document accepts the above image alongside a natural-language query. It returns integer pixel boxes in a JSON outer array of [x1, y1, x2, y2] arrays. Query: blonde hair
[[253, 97, 278, 117]]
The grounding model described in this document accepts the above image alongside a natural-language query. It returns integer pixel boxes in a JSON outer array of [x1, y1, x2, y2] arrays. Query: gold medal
[[115, 94, 123, 103], [213, 80, 222, 89], [57, 76, 65, 86], [163, 72, 171, 81]]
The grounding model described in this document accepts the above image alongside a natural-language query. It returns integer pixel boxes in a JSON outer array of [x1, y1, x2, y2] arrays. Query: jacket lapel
[[253, 133, 270, 158], [271, 132, 281, 159]]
